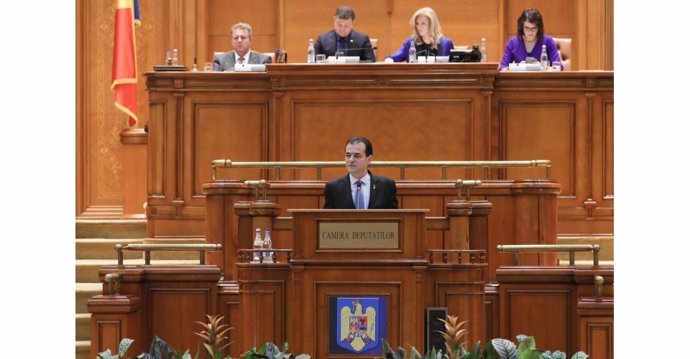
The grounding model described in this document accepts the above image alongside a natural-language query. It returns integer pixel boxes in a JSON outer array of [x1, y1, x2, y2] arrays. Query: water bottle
[[307, 39, 316, 64], [480, 37, 487, 62], [172, 48, 179, 66], [263, 227, 273, 261], [275, 48, 281, 63], [408, 44, 417, 63], [252, 228, 263, 263], [540, 44, 548, 71]]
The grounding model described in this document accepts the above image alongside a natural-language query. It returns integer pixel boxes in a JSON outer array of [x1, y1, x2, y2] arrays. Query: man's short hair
[[346, 136, 372, 157], [231, 22, 253, 39], [335, 6, 356, 20]]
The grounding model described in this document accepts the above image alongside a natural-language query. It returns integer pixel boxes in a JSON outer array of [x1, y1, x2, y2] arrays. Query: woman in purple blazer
[[499, 8, 563, 71], [384, 7, 454, 63]]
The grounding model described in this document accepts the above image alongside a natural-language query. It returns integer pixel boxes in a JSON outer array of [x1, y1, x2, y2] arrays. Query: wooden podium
[[237, 209, 486, 358]]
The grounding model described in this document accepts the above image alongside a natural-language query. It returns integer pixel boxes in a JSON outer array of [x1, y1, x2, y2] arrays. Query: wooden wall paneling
[[492, 77, 614, 236], [605, 0, 613, 70], [204, 188, 226, 272], [485, 195, 516, 278], [218, 284, 241, 359], [206, 0, 278, 60], [181, 0, 197, 68], [513, 193, 542, 265], [500, 99, 577, 193], [196, 0, 209, 67], [78, 0, 168, 217], [484, 284, 500, 342], [237, 268, 289, 351], [433, 279, 486, 349], [500, 286, 575, 354], [581, 0, 611, 70], [400, 194, 446, 249], [89, 300, 143, 359], [141, 268, 220, 354], [89, 266, 221, 358], [147, 100, 166, 201], [539, 192, 560, 265], [206, 0, 231, 61], [146, 287, 215, 351], [287, 266, 307, 355], [594, 96, 614, 219], [145, 69, 611, 239], [121, 129, 148, 218], [578, 316, 613, 359], [557, 90, 613, 236], [79, 0, 125, 218], [281, 84, 485, 180], [188, 96, 270, 199], [77, 0, 85, 216], [93, 318, 124, 357]]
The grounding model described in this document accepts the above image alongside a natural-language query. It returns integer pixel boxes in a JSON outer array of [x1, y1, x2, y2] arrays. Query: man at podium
[[324, 136, 398, 209]]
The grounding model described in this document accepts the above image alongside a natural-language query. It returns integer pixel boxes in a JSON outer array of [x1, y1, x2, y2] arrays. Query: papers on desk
[[234, 64, 267, 72], [326, 56, 360, 64], [417, 56, 449, 63], [508, 62, 542, 71]]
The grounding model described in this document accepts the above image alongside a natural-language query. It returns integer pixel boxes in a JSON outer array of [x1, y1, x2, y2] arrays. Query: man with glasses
[[214, 22, 272, 71], [314, 6, 376, 63], [498, 8, 562, 71], [324, 136, 398, 209]]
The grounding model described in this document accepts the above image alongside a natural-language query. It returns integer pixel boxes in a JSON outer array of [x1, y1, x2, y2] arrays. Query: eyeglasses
[[232, 35, 248, 41], [523, 26, 538, 33]]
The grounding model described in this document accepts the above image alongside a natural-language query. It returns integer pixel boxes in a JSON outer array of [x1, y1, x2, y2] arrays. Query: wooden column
[[88, 294, 142, 359], [120, 128, 147, 218], [469, 200, 493, 283], [446, 200, 472, 250]]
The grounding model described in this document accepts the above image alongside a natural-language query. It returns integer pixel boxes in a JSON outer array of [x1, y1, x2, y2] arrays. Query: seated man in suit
[[314, 6, 376, 63], [213, 22, 272, 71], [324, 136, 398, 209]]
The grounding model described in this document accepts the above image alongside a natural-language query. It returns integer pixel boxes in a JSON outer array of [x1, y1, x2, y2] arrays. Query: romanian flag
[[111, 0, 140, 127]]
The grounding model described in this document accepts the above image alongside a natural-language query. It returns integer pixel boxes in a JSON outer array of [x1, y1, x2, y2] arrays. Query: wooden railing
[[210, 159, 552, 181], [115, 243, 223, 265], [426, 249, 487, 265], [496, 244, 601, 266]]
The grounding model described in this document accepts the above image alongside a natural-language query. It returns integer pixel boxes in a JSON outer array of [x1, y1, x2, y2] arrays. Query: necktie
[[238, 57, 245, 64], [354, 180, 365, 209]]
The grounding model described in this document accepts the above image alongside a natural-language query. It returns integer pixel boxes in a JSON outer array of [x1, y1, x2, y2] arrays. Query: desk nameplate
[[318, 221, 399, 250]]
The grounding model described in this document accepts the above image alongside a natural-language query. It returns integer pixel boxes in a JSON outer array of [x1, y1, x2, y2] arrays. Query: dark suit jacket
[[213, 51, 272, 71], [323, 172, 398, 209], [314, 29, 376, 62]]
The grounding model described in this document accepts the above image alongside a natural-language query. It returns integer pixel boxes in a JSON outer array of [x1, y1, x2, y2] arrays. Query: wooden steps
[[75, 218, 204, 359]]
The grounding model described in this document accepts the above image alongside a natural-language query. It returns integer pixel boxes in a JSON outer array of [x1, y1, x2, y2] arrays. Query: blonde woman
[[384, 7, 454, 62]]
